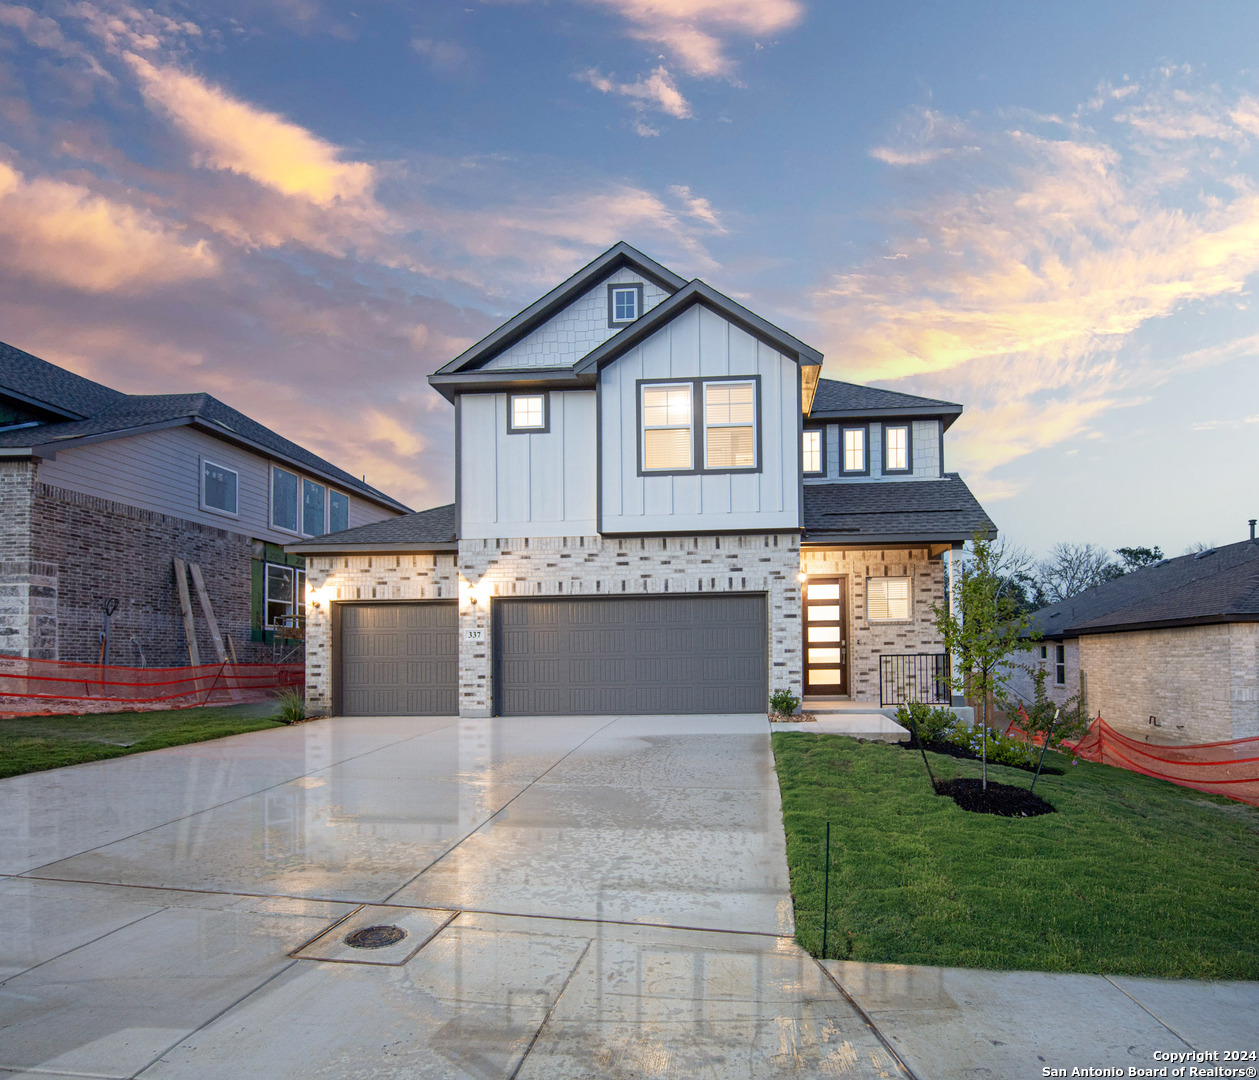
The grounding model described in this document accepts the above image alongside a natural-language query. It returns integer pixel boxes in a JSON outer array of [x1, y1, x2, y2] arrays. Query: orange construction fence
[[0, 653, 303, 718], [1007, 713, 1259, 807]]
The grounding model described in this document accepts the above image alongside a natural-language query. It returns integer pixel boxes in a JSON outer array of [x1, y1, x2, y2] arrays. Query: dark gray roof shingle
[[809, 378, 962, 418], [1032, 540, 1259, 636], [0, 340, 124, 417], [289, 503, 456, 550], [803, 474, 995, 542]]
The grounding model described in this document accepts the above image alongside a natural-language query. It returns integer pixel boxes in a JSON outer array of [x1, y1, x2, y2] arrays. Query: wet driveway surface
[[0, 713, 906, 1079]]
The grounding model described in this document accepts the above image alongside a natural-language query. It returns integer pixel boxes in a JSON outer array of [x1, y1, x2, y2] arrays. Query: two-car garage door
[[338, 594, 767, 716]]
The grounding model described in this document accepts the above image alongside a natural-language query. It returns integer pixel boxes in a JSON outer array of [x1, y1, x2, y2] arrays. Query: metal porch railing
[[879, 653, 951, 706]]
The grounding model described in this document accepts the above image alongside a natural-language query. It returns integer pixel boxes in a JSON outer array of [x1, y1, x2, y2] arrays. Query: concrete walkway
[[1, 714, 1253, 1079]]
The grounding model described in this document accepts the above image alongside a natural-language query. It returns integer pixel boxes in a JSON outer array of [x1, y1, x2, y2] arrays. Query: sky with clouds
[[1, 0, 1256, 556]]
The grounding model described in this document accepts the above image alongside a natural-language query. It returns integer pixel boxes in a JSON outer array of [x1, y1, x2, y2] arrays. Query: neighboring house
[[0, 341, 409, 666], [292, 243, 995, 718], [1012, 534, 1259, 744]]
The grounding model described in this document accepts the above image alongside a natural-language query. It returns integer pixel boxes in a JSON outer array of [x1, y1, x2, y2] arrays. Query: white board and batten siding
[[480, 267, 671, 372], [37, 425, 395, 544], [459, 390, 597, 539], [600, 304, 801, 534], [805, 418, 942, 483]]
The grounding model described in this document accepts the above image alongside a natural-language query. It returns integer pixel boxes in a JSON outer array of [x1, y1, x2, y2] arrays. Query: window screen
[[272, 467, 299, 531], [642, 384, 693, 470], [867, 577, 910, 621], [302, 478, 325, 536], [704, 381, 755, 469], [329, 490, 349, 534], [203, 461, 237, 514], [803, 430, 822, 474]]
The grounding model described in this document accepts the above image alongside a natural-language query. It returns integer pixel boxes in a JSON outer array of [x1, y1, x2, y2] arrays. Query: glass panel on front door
[[803, 576, 846, 695]]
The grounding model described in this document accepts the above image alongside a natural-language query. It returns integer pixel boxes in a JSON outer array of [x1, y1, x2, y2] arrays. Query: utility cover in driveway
[[339, 602, 457, 715], [494, 594, 767, 715]]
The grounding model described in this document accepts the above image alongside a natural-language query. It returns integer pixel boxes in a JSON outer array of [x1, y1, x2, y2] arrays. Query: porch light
[[797, 572, 807, 582]]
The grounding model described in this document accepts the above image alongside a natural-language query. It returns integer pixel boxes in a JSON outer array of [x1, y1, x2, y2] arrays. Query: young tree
[[934, 533, 1040, 790]]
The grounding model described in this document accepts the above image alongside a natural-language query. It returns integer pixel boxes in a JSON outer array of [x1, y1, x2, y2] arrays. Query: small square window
[[608, 283, 644, 326], [201, 459, 238, 515], [867, 577, 910, 621], [508, 393, 548, 433]]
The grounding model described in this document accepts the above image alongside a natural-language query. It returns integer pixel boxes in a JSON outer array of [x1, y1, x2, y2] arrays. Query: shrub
[[896, 702, 956, 745], [273, 688, 307, 725], [769, 688, 801, 716]]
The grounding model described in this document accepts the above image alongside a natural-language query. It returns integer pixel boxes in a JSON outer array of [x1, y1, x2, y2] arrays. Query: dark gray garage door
[[494, 594, 767, 715], [338, 602, 457, 715]]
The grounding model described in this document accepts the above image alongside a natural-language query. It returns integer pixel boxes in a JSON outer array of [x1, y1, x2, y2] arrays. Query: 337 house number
[[464, 629, 486, 642]]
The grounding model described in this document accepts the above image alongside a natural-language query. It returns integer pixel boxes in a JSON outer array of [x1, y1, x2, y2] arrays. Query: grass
[[0, 702, 289, 779], [772, 732, 1259, 979]]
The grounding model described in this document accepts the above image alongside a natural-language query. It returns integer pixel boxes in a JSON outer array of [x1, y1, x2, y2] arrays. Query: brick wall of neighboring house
[[1077, 624, 1251, 744], [800, 547, 948, 704], [1004, 639, 1083, 715], [29, 482, 268, 667], [303, 533, 802, 717], [0, 461, 57, 659]]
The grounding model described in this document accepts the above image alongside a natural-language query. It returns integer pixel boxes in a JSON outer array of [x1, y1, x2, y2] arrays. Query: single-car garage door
[[338, 602, 457, 715], [494, 593, 767, 715]]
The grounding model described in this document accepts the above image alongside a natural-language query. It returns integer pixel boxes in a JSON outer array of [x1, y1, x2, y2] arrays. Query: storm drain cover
[[345, 925, 407, 949]]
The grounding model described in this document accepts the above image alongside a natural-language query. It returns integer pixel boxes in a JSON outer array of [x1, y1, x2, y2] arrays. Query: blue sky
[[1, 1, 1256, 555]]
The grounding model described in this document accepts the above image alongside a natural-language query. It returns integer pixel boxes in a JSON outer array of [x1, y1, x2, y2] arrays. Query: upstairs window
[[641, 383, 693, 471], [802, 429, 824, 475], [302, 479, 326, 537], [703, 380, 756, 470], [201, 459, 238, 515], [508, 392, 548, 433], [842, 425, 868, 474], [883, 424, 911, 473], [867, 576, 910, 621], [272, 467, 299, 532], [608, 283, 644, 326], [329, 490, 350, 534]]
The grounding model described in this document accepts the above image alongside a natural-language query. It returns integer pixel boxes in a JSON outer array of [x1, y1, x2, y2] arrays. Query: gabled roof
[[0, 340, 125, 419], [0, 341, 410, 513], [287, 503, 456, 553], [803, 474, 995, 544], [1031, 539, 1259, 637], [808, 378, 963, 429], [433, 242, 687, 379]]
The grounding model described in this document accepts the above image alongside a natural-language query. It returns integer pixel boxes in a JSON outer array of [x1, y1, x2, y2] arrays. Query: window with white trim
[[265, 563, 305, 628], [272, 467, 299, 532], [802, 429, 823, 474], [867, 576, 910, 621], [329, 490, 350, 534], [609, 284, 642, 325], [842, 426, 867, 474], [302, 478, 326, 537], [201, 460, 238, 515], [703, 380, 756, 469], [509, 393, 546, 432], [641, 383, 693, 471], [884, 424, 910, 472]]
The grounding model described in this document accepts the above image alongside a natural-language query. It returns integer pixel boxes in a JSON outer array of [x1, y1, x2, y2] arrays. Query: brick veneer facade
[[801, 546, 949, 703], [0, 466, 268, 666], [303, 533, 802, 717]]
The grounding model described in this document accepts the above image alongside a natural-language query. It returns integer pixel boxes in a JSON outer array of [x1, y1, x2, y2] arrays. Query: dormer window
[[508, 392, 549, 433], [841, 425, 869, 475], [803, 428, 824, 475], [882, 423, 912, 474], [608, 283, 644, 327]]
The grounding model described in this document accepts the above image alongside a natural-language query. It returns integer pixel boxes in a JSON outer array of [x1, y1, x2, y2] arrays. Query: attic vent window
[[608, 283, 644, 326], [508, 392, 549, 434]]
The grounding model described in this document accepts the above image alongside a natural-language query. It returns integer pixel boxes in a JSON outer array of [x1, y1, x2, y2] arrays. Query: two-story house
[[0, 342, 409, 667], [292, 244, 995, 717]]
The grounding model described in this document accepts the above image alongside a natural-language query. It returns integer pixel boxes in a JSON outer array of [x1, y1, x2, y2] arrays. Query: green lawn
[[0, 703, 289, 779], [772, 732, 1259, 979]]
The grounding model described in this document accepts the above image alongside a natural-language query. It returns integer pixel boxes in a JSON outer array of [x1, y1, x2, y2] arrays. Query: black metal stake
[[822, 820, 830, 959], [1031, 709, 1059, 795]]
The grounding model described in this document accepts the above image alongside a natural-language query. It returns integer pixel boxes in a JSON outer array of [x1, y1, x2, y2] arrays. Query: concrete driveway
[[0, 713, 906, 1079]]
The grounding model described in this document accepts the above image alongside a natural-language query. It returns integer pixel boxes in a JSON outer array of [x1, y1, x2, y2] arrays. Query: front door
[[803, 577, 847, 696]]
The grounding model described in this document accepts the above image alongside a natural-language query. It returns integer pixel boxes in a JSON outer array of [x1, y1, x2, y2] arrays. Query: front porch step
[[800, 699, 976, 724], [771, 712, 909, 743]]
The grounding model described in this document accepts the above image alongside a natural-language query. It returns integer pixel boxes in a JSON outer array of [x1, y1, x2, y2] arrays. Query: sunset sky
[[1, 1, 1256, 556]]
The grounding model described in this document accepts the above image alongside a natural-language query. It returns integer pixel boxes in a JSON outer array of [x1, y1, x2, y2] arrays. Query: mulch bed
[[935, 777, 1056, 817], [899, 737, 1063, 775], [769, 712, 818, 723]]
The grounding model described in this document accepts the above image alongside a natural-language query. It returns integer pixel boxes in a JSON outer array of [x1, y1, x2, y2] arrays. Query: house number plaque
[[464, 629, 486, 642]]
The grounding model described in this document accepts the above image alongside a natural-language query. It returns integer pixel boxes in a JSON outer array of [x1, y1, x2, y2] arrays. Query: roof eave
[[808, 404, 964, 429], [803, 527, 996, 545], [286, 541, 457, 554], [1065, 612, 1259, 636], [428, 367, 595, 403]]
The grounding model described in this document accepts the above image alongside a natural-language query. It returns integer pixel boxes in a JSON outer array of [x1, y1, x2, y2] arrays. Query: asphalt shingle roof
[[0, 342, 408, 510], [809, 378, 961, 418], [803, 474, 995, 542], [289, 503, 456, 549], [1032, 539, 1259, 636]]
